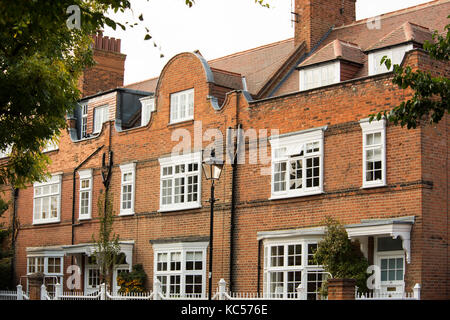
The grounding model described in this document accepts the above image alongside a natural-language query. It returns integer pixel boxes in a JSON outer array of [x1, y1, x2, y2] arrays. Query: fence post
[[40, 284, 48, 300], [153, 279, 161, 300], [100, 283, 107, 300], [296, 283, 306, 300], [54, 282, 62, 300], [16, 284, 23, 300], [413, 283, 421, 300], [218, 279, 226, 300]]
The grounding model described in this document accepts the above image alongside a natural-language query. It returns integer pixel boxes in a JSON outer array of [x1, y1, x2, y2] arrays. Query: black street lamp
[[202, 149, 224, 300]]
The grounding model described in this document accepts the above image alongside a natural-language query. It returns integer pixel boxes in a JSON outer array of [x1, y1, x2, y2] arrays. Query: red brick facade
[[1, 0, 449, 300]]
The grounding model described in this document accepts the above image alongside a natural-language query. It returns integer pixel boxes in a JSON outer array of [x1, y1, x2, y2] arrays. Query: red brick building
[[1, 0, 449, 300]]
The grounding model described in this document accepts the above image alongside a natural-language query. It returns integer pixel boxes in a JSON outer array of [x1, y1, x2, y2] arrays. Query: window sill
[[78, 216, 92, 221], [361, 183, 387, 189], [158, 204, 202, 213], [32, 219, 61, 226], [119, 211, 135, 217], [168, 118, 194, 127], [269, 190, 324, 201]]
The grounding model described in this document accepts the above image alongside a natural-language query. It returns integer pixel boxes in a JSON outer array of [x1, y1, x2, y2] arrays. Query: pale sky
[[103, 0, 433, 85]]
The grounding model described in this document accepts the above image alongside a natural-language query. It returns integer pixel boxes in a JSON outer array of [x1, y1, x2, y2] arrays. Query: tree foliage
[[313, 217, 369, 294], [370, 16, 450, 129]]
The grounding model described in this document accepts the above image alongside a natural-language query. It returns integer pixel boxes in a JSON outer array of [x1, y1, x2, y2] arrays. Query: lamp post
[[202, 149, 224, 300]]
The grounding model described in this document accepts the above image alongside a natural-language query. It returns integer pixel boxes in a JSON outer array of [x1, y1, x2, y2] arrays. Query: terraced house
[[1, 0, 449, 300]]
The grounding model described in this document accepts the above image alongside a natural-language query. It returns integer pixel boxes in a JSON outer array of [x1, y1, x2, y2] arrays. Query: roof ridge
[[334, 0, 449, 31], [208, 37, 294, 63]]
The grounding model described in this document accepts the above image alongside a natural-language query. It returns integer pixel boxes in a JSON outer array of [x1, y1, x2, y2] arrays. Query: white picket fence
[[355, 283, 421, 300], [1, 279, 421, 301], [0, 285, 29, 300]]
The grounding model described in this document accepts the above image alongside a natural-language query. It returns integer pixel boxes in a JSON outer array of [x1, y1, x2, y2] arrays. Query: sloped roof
[[299, 40, 364, 68], [124, 0, 450, 97], [365, 22, 433, 52], [124, 38, 296, 96]]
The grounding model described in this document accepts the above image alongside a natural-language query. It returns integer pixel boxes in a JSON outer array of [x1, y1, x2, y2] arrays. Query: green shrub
[[314, 217, 369, 297], [117, 264, 147, 294]]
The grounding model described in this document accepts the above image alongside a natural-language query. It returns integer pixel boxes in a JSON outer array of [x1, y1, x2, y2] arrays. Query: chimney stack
[[78, 31, 126, 97], [294, 0, 356, 51]]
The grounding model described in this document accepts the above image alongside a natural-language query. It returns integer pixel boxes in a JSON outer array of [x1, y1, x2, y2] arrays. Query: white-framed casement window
[[78, 169, 93, 220], [269, 127, 326, 200], [33, 174, 62, 224], [374, 236, 405, 294], [360, 118, 386, 188], [27, 255, 63, 296], [368, 44, 413, 76], [81, 103, 88, 138], [299, 61, 340, 91], [119, 163, 136, 216], [263, 238, 327, 300], [93, 105, 109, 134], [140, 97, 155, 127], [153, 242, 208, 299], [170, 88, 194, 124], [158, 152, 202, 212]]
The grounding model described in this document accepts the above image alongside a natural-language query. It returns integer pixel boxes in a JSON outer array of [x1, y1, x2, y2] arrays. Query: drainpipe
[[229, 92, 242, 292]]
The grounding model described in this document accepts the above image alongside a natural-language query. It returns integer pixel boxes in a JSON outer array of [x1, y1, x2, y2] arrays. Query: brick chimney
[[294, 0, 356, 51], [79, 31, 126, 97]]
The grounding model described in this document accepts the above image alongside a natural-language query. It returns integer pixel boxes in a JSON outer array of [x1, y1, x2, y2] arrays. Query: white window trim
[[93, 105, 109, 134], [81, 103, 88, 138], [299, 61, 340, 91], [169, 88, 194, 124], [78, 169, 93, 220], [119, 163, 136, 216], [360, 118, 386, 188], [140, 97, 155, 127], [158, 152, 202, 212], [269, 127, 326, 200], [368, 44, 414, 76], [33, 173, 62, 225], [153, 241, 208, 299], [263, 236, 325, 300]]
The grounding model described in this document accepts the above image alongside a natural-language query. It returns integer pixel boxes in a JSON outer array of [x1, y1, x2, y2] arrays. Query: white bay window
[[153, 242, 208, 298], [270, 127, 326, 200], [158, 152, 202, 212]]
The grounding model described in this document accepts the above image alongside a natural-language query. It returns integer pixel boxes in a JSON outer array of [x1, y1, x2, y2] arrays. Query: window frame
[[140, 97, 155, 127], [33, 174, 62, 225], [360, 118, 386, 188], [78, 169, 93, 220], [158, 152, 202, 212], [93, 105, 109, 134], [81, 103, 88, 138], [153, 242, 208, 299], [119, 163, 136, 216], [299, 61, 340, 91], [368, 44, 413, 76], [169, 88, 194, 124], [269, 127, 326, 200], [26, 254, 64, 296], [263, 237, 325, 300]]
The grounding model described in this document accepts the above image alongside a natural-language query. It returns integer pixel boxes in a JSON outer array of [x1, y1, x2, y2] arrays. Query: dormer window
[[170, 89, 194, 124], [368, 44, 413, 76], [81, 104, 88, 138], [93, 105, 109, 134], [299, 61, 340, 91], [140, 97, 155, 127]]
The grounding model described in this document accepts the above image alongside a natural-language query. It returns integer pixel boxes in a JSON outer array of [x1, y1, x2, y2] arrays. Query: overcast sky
[[103, 0, 433, 85]]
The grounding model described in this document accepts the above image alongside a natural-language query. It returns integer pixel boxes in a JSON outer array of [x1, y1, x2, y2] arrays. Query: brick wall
[[4, 49, 449, 299]]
